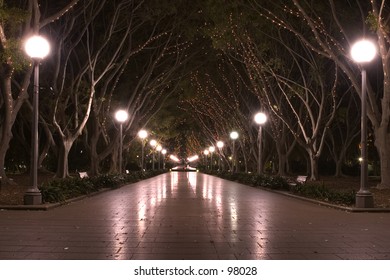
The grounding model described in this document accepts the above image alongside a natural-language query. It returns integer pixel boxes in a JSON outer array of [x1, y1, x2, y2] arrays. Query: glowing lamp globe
[[115, 110, 128, 123], [254, 112, 267, 125], [351, 40, 376, 63], [230, 131, 239, 140], [25, 35, 50, 59], [150, 139, 157, 147], [138, 129, 148, 139]]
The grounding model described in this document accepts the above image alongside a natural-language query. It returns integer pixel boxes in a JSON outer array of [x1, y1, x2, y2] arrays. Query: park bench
[[287, 175, 308, 186], [296, 175, 308, 184], [78, 171, 89, 178]]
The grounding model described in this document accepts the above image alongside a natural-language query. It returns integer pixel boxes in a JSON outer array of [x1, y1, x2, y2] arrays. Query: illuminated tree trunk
[[56, 140, 73, 178]]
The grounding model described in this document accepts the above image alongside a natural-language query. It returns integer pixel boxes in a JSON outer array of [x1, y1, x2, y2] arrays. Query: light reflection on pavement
[[0, 172, 389, 260]]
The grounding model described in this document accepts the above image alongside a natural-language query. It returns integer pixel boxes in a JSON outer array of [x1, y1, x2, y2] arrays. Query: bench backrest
[[296, 175, 307, 183], [78, 172, 88, 178]]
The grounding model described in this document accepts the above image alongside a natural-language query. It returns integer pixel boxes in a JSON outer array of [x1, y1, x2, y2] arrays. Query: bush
[[251, 174, 290, 190], [39, 170, 165, 203], [204, 170, 355, 206], [290, 183, 355, 206], [40, 177, 97, 203]]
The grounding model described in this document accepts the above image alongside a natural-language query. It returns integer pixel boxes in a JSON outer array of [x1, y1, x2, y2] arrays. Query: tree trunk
[[89, 147, 100, 176], [278, 152, 288, 177], [56, 139, 73, 178], [375, 126, 390, 189], [87, 119, 101, 176], [307, 150, 319, 181], [0, 138, 13, 184], [334, 158, 343, 178], [0, 69, 25, 185], [109, 144, 119, 174], [0, 117, 12, 183]]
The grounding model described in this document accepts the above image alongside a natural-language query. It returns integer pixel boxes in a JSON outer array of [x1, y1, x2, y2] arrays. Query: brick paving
[[0, 172, 389, 260]]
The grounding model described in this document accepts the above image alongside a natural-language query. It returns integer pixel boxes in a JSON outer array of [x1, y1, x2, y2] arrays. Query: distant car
[[170, 165, 198, 172]]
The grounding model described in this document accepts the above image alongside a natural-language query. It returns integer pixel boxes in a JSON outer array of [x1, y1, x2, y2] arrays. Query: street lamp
[[150, 139, 157, 170], [115, 110, 128, 174], [156, 145, 162, 170], [351, 39, 376, 208], [209, 146, 215, 170], [230, 131, 239, 173], [161, 149, 167, 169], [254, 112, 267, 175], [138, 129, 148, 171], [217, 141, 224, 171], [203, 149, 210, 169], [24, 35, 50, 205]]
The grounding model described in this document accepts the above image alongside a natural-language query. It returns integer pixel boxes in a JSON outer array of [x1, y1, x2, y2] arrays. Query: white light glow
[[138, 129, 148, 139], [351, 40, 377, 63], [209, 146, 215, 153], [254, 112, 267, 125], [230, 131, 239, 140], [150, 139, 157, 147], [217, 141, 224, 149], [187, 155, 199, 162], [115, 110, 128, 123], [169, 155, 180, 162], [25, 35, 50, 59]]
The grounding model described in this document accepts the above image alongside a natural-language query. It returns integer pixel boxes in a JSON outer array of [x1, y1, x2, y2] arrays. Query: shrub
[[205, 170, 354, 206], [39, 170, 165, 203], [290, 183, 355, 206], [251, 174, 289, 190]]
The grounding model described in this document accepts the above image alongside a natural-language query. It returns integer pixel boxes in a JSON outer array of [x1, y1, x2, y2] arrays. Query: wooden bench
[[78, 172, 89, 178]]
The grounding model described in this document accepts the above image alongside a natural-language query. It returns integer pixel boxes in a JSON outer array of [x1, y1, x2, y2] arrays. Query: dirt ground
[[0, 172, 56, 205], [1, 173, 390, 208]]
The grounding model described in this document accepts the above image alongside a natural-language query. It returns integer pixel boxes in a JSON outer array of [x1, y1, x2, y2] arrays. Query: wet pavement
[[0, 172, 389, 260]]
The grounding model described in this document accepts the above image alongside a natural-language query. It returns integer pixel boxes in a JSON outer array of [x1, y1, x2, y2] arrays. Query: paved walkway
[[0, 172, 389, 260]]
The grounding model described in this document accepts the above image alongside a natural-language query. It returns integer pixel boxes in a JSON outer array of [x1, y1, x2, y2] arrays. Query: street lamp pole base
[[24, 190, 42, 205], [355, 192, 374, 208]]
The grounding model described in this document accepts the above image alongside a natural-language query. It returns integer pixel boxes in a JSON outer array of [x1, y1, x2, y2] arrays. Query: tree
[[326, 91, 361, 177], [0, 0, 79, 184], [251, 0, 390, 187], [46, 0, 171, 177], [82, 3, 197, 175]]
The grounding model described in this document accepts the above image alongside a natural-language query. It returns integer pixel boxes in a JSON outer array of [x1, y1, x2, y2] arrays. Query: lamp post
[[23, 35, 50, 205], [203, 149, 210, 170], [115, 110, 128, 174], [138, 129, 148, 171], [351, 39, 376, 208], [150, 139, 157, 170], [156, 145, 162, 170], [217, 141, 224, 171], [230, 131, 239, 173], [162, 149, 167, 169], [254, 112, 267, 175], [209, 146, 215, 170]]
